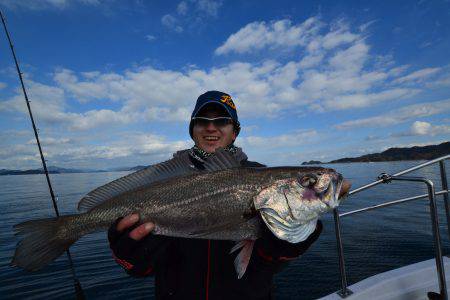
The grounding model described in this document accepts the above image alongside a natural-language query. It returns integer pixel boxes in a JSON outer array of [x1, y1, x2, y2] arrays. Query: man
[[108, 91, 323, 299]]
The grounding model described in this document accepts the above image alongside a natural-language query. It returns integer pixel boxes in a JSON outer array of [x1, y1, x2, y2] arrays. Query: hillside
[[330, 141, 449, 163], [301, 141, 449, 164]]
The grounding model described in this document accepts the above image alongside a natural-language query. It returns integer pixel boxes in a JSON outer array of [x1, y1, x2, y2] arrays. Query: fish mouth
[[319, 174, 349, 209]]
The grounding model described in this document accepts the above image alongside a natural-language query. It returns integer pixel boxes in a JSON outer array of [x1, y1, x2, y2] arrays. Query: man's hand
[[108, 214, 162, 277], [116, 213, 155, 240]]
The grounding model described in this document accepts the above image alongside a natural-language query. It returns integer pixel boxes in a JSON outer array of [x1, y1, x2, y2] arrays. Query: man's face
[[192, 105, 236, 153]]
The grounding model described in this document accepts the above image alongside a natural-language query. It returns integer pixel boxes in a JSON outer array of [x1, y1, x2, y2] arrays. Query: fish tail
[[11, 215, 80, 271]]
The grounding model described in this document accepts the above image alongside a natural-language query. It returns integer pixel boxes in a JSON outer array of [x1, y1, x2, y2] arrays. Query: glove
[[108, 217, 172, 276]]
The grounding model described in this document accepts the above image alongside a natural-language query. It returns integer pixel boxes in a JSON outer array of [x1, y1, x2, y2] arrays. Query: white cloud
[[213, 17, 427, 111], [0, 81, 66, 118], [328, 42, 369, 72], [53, 69, 112, 102], [425, 66, 450, 88], [0, 131, 192, 169], [27, 137, 74, 145], [52, 63, 286, 118], [81, 71, 101, 79], [433, 74, 450, 87], [240, 124, 259, 134], [142, 106, 191, 122], [196, 0, 222, 17], [215, 18, 363, 56], [0, 63, 429, 137], [161, 14, 183, 33], [215, 18, 322, 55], [393, 67, 441, 84], [394, 121, 450, 136], [0, 129, 31, 140], [0, 144, 37, 161], [53, 134, 189, 160], [174, 0, 222, 18], [387, 65, 410, 77], [335, 99, 450, 130], [145, 34, 156, 42], [299, 53, 324, 68], [177, 1, 188, 15], [62, 134, 191, 167], [159, 0, 222, 34], [297, 67, 406, 111], [328, 88, 420, 110], [359, 20, 377, 32], [411, 121, 432, 135], [237, 129, 318, 149], [68, 109, 136, 130], [321, 23, 359, 49], [381, 140, 449, 150], [0, 78, 137, 131]]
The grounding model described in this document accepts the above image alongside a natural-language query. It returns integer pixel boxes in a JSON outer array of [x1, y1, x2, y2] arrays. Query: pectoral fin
[[231, 240, 255, 279]]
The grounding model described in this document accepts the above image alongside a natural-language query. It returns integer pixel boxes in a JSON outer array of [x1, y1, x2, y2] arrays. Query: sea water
[[1, 161, 449, 299]]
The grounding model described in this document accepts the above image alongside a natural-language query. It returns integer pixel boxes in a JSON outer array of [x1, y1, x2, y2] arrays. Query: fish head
[[254, 169, 350, 243]]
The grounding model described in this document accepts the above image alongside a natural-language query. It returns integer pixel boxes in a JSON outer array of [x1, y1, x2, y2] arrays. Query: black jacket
[[108, 149, 322, 300]]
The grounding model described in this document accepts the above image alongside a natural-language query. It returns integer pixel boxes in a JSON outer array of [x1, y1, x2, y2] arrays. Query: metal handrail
[[388, 176, 447, 299], [340, 189, 449, 217], [332, 155, 450, 299], [348, 154, 450, 195]]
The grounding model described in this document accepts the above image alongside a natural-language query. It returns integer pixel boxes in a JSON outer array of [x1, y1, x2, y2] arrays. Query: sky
[[0, 0, 449, 170]]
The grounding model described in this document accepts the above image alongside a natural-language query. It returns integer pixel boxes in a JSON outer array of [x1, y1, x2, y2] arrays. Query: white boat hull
[[320, 257, 450, 300]]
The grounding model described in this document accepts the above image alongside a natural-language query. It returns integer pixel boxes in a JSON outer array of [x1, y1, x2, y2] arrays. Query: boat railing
[[332, 154, 450, 299]]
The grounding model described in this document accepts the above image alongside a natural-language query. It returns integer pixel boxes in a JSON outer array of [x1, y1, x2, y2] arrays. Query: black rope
[[0, 10, 85, 300]]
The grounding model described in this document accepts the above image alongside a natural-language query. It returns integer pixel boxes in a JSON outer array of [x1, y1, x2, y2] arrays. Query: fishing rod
[[0, 10, 85, 300]]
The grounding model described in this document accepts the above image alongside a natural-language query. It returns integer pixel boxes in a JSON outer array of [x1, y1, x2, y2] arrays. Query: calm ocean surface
[[1, 161, 449, 299]]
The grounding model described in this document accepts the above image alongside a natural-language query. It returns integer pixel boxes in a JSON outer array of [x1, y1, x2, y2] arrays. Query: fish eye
[[298, 174, 318, 188]]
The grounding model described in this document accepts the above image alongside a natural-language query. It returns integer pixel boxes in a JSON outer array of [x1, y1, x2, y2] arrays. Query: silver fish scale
[[65, 167, 336, 241], [119, 169, 264, 239]]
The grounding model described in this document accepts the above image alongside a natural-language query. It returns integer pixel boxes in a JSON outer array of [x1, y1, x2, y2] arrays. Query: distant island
[[0, 169, 59, 176], [0, 165, 146, 176], [301, 160, 323, 165], [301, 141, 449, 165]]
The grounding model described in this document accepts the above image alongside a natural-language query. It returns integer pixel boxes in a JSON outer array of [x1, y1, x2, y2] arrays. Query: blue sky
[[0, 0, 449, 169]]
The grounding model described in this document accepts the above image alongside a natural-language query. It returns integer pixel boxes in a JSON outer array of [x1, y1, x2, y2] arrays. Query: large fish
[[11, 150, 350, 278]]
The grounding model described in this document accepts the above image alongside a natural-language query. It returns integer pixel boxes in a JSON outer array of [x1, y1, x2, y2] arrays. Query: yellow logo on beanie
[[220, 95, 236, 110]]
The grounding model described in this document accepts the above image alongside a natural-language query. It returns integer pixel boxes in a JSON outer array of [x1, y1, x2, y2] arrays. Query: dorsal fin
[[77, 153, 197, 212], [77, 148, 243, 212]]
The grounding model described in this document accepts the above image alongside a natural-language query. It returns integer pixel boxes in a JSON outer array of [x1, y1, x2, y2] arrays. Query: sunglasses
[[192, 117, 233, 127]]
